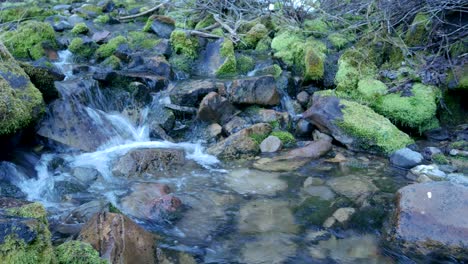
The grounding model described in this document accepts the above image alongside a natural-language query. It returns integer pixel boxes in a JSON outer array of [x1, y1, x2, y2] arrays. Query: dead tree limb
[[118, 2, 167, 21], [186, 30, 222, 39]]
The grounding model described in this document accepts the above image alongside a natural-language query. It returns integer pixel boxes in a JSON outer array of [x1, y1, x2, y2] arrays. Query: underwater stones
[[207, 123, 272, 159], [197, 92, 236, 124], [408, 164, 446, 182], [0, 43, 44, 135], [120, 183, 182, 221], [390, 182, 468, 260], [302, 186, 336, 201], [227, 75, 280, 106], [112, 148, 188, 178], [253, 157, 310, 172], [226, 169, 287, 195], [326, 175, 378, 203], [148, 15, 175, 39], [323, 207, 356, 228], [390, 148, 423, 169], [238, 199, 298, 234], [240, 233, 297, 264], [169, 79, 223, 107], [303, 95, 413, 155], [294, 196, 336, 226], [260, 135, 282, 153], [79, 212, 158, 264]]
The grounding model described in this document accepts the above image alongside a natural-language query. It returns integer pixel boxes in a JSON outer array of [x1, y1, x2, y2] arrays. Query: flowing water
[[5, 51, 420, 263]]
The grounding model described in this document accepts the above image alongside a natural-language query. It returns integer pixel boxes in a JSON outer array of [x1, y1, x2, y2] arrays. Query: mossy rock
[[0, 202, 54, 264], [255, 36, 272, 52], [100, 55, 121, 70], [270, 131, 295, 146], [357, 79, 388, 100], [69, 37, 97, 59], [71, 22, 89, 35], [243, 23, 268, 49], [96, 36, 127, 59], [374, 83, 439, 132], [405, 12, 431, 47], [127, 31, 161, 50], [194, 14, 216, 30], [1, 21, 57, 60], [328, 32, 356, 50], [303, 18, 329, 37], [0, 6, 55, 23], [271, 29, 303, 66], [293, 196, 336, 226], [254, 64, 282, 79], [236, 55, 255, 74], [169, 54, 192, 73], [93, 14, 110, 24], [216, 39, 237, 77], [446, 64, 468, 90], [337, 99, 414, 154], [303, 43, 326, 81], [335, 48, 377, 91], [56, 241, 107, 264], [170, 30, 199, 59], [0, 43, 44, 135]]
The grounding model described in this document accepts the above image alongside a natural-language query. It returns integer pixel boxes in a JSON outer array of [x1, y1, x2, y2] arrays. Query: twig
[[118, 2, 167, 21]]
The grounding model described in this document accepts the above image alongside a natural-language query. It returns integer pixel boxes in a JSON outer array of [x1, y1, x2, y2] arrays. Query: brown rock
[[228, 76, 280, 106], [169, 80, 224, 107], [197, 92, 236, 124]]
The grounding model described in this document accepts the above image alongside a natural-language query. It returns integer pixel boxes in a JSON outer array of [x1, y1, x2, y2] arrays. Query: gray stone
[[390, 148, 423, 168], [223, 116, 249, 135], [260, 136, 282, 153], [169, 80, 223, 107], [240, 234, 297, 264], [422, 146, 442, 160], [295, 119, 314, 137], [149, 15, 175, 39], [71, 167, 100, 184], [228, 75, 280, 106], [296, 91, 310, 106], [409, 164, 446, 181], [326, 175, 378, 203], [197, 92, 236, 124]]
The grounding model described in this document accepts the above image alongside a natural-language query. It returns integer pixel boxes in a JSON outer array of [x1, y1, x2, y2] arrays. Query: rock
[[389, 182, 468, 259], [67, 14, 85, 26], [303, 177, 325, 187], [325, 153, 347, 163], [146, 102, 175, 133], [169, 79, 223, 107], [422, 146, 442, 160], [120, 183, 182, 221], [194, 38, 228, 77], [207, 123, 272, 159], [240, 233, 297, 264], [285, 133, 332, 159], [260, 136, 282, 153], [295, 119, 314, 137], [63, 200, 109, 225], [112, 148, 191, 178], [296, 91, 310, 106], [409, 164, 446, 181], [223, 116, 249, 135], [226, 169, 287, 195], [450, 149, 468, 157], [207, 123, 223, 138], [197, 92, 236, 124], [55, 241, 104, 264], [424, 127, 450, 141], [227, 75, 280, 106], [149, 15, 175, 38], [143, 56, 172, 79], [71, 167, 100, 185], [294, 196, 337, 226], [390, 148, 423, 168], [91, 30, 110, 43], [0, 43, 44, 136], [242, 108, 290, 128], [253, 157, 310, 172], [326, 175, 378, 203], [154, 39, 171, 56], [332, 207, 356, 223], [303, 95, 413, 155], [79, 212, 158, 264], [19, 61, 64, 102], [238, 199, 298, 234], [0, 181, 26, 199], [302, 186, 336, 201]]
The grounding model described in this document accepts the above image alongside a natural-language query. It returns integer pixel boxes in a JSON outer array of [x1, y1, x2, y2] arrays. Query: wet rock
[[303, 177, 325, 187], [389, 182, 468, 259], [207, 123, 223, 139], [194, 38, 227, 77], [424, 127, 450, 141], [197, 92, 236, 124], [223, 116, 249, 135], [450, 149, 468, 157], [285, 132, 332, 159], [112, 148, 190, 178], [207, 123, 272, 159], [120, 182, 182, 221], [302, 186, 335, 201], [238, 199, 298, 234], [295, 119, 314, 137], [64, 200, 109, 224], [19, 61, 64, 102], [169, 80, 223, 107], [154, 39, 171, 56], [91, 30, 110, 44], [294, 196, 336, 226], [143, 56, 172, 78], [240, 233, 297, 264], [71, 167, 100, 185], [0, 181, 26, 199], [325, 207, 356, 228], [326, 175, 378, 203], [422, 146, 442, 160], [253, 157, 310, 172], [149, 15, 175, 38], [146, 103, 175, 132], [227, 75, 280, 106], [260, 136, 282, 153], [79, 212, 158, 264], [226, 169, 287, 195], [242, 108, 290, 128], [67, 14, 85, 26], [390, 148, 423, 169], [409, 164, 446, 181], [297, 91, 310, 106], [54, 180, 87, 199]]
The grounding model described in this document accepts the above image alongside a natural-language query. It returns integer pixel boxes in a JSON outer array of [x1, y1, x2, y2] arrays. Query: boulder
[[227, 75, 280, 106], [19, 61, 64, 102], [223, 116, 249, 135], [260, 136, 282, 153], [0, 43, 44, 136], [194, 38, 228, 77], [197, 92, 236, 124], [207, 123, 272, 159], [390, 148, 424, 168], [112, 148, 191, 178], [149, 15, 175, 39], [389, 182, 468, 260], [303, 95, 413, 155], [169, 79, 224, 107], [120, 182, 182, 221], [421, 146, 442, 160]]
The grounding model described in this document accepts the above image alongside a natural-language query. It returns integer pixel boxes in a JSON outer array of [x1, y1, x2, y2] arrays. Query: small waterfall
[[54, 50, 73, 80]]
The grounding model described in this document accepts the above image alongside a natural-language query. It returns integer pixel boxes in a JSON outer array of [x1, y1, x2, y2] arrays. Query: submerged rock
[[389, 182, 468, 260], [240, 233, 297, 264], [226, 168, 287, 195], [326, 175, 378, 204]]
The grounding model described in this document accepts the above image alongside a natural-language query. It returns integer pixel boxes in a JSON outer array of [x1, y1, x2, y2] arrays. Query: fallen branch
[[212, 14, 240, 43], [186, 29, 222, 39], [118, 2, 167, 21]]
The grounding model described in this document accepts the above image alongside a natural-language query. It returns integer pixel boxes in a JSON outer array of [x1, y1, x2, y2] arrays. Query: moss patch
[[195, 14, 216, 30], [432, 153, 449, 165], [96, 36, 127, 59], [243, 23, 268, 49], [170, 30, 199, 59], [303, 18, 329, 37], [250, 133, 269, 145], [405, 12, 431, 47], [127, 31, 160, 50], [336, 99, 414, 154], [335, 48, 377, 91], [216, 39, 237, 77], [56, 241, 107, 264], [69, 38, 97, 59], [357, 79, 388, 100], [328, 32, 356, 50], [94, 14, 110, 24], [1, 21, 57, 60], [270, 131, 295, 146], [169, 54, 192, 73], [236, 55, 255, 74], [71, 22, 89, 35], [255, 36, 272, 52], [0, 6, 55, 23]]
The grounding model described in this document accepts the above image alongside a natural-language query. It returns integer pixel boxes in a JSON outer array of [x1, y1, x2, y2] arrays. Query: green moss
[[271, 30, 303, 66], [0, 203, 54, 264], [143, 17, 153, 32], [357, 79, 388, 100], [71, 22, 89, 35], [80, 4, 103, 15], [0, 6, 55, 23], [250, 133, 269, 145], [1, 21, 57, 60], [270, 131, 295, 146], [94, 14, 110, 24], [255, 36, 272, 52], [236, 55, 255, 74], [450, 141, 468, 151], [211, 28, 224, 37], [374, 83, 439, 132], [169, 54, 192, 73], [127, 31, 160, 50], [243, 23, 268, 49], [303, 18, 329, 37], [170, 30, 199, 59], [69, 38, 96, 58], [56, 241, 107, 264], [432, 153, 449, 165], [195, 14, 216, 30], [336, 99, 414, 155], [100, 55, 121, 70], [254, 64, 282, 79], [216, 39, 237, 77], [335, 48, 377, 91], [446, 65, 468, 90], [405, 12, 431, 47], [328, 32, 356, 49], [96, 36, 127, 59], [303, 44, 325, 81], [293, 196, 335, 226]]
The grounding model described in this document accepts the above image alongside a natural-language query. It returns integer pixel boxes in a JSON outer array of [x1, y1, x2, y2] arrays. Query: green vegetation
[[56, 241, 107, 264], [255, 36, 272, 52], [195, 14, 215, 30], [255, 64, 282, 79], [0, 6, 55, 23], [243, 24, 268, 48], [432, 153, 449, 165], [357, 79, 388, 100], [336, 99, 414, 154], [303, 18, 329, 37], [127, 31, 161, 50], [303, 42, 326, 81], [335, 48, 377, 91], [100, 55, 121, 70], [1, 21, 57, 60], [96, 36, 127, 59], [405, 12, 431, 47], [236, 55, 255, 74], [216, 39, 237, 77], [328, 32, 356, 49], [71, 22, 89, 34], [69, 38, 96, 58], [170, 30, 199, 59], [250, 133, 269, 145], [450, 141, 467, 151], [271, 131, 296, 146], [94, 14, 110, 24]]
